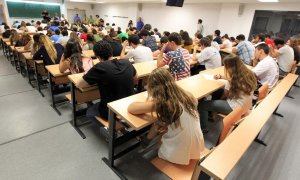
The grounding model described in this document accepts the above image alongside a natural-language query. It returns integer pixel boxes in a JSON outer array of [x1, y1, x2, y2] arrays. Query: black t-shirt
[[83, 59, 136, 120], [33, 44, 64, 65], [213, 36, 222, 44]]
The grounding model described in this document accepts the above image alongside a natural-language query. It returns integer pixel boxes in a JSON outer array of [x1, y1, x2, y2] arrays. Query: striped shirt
[[163, 48, 190, 81]]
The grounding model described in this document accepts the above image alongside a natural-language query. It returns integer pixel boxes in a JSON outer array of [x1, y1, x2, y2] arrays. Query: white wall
[[217, 3, 240, 38], [93, 3, 138, 32], [65, 2, 94, 21], [140, 3, 221, 37]]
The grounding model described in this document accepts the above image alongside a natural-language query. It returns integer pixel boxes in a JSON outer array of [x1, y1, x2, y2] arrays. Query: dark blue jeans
[[199, 100, 233, 129]]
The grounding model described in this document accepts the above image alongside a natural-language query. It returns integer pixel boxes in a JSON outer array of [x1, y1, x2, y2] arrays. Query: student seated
[[92, 29, 101, 42], [49, 21, 60, 32], [33, 35, 64, 65], [219, 34, 232, 49], [120, 34, 153, 63], [232, 34, 255, 65], [128, 68, 205, 165], [9, 29, 20, 46], [25, 23, 37, 33], [51, 29, 62, 43], [31, 33, 43, 55], [70, 31, 83, 47], [181, 31, 193, 53], [21, 33, 33, 50], [80, 28, 88, 42], [213, 30, 222, 44], [2, 25, 11, 38], [76, 41, 137, 120], [157, 32, 191, 80], [270, 38, 294, 76], [59, 39, 93, 74], [252, 43, 279, 89], [159, 37, 172, 53], [18, 21, 26, 31], [199, 54, 257, 132], [251, 33, 265, 45], [57, 30, 70, 46], [287, 37, 300, 64], [206, 35, 220, 51], [153, 28, 161, 38], [140, 29, 158, 52], [192, 37, 222, 70], [83, 34, 95, 50], [102, 35, 122, 57], [117, 30, 129, 42]]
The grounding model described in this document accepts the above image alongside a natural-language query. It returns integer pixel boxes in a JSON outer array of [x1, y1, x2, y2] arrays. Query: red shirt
[[80, 33, 88, 42], [265, 38, 275, 48]]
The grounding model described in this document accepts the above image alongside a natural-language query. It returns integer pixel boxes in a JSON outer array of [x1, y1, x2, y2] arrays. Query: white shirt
[[158, 107, 204, 165], [195, 46, 222, 69], [126, 45, 153, 63], [278, 45, 294, 73], [211, 41, 220, 51], [40, 23, 47, 29], [222, 39, 232, 49], [26, 26, 36, 33], [253, 55, 279, 89], [57, 36, 70, 46], [225, 80, 253, 110]]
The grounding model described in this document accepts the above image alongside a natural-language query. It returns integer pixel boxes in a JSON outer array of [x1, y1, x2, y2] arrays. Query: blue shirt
[[49, 26, 59, 32], [51, 35, 61, 43], [74, 16, 81, 22], [137, 21, 144, 31]]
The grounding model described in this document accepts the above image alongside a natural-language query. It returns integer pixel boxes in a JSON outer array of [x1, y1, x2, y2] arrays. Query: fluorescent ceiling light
[[6, 0, 60, 5], [257, 0, 279, 2]]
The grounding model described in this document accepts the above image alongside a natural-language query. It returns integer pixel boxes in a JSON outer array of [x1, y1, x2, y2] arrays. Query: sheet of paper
[[202, 74, 215, 80]]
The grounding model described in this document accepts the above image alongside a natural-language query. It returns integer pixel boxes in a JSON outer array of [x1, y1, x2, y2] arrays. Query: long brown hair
[[223, 54, 257, 99], [147, 68, 198, 128], [10, 30, 19, 45], [39, 35, 57, 64]]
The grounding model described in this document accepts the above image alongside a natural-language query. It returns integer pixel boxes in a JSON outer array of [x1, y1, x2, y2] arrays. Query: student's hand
[[214, 74, 222, 80], [122, 40, 129, 47], [161, 42, 168, 52], [194, 45, 199, 51]]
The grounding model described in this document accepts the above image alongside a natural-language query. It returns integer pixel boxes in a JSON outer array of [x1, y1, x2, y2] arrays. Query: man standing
[[232, 34, 255, 65], [88, 15, 95, 24], [197, 19, 204, 35], [137, 17, 144, 31], [74, 14, 81, 24]]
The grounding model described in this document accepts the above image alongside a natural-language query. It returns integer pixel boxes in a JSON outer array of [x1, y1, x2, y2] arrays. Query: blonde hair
[[223, 54, 257, 99], [39, 35, 57, 64], [147, 68, 198, 128]]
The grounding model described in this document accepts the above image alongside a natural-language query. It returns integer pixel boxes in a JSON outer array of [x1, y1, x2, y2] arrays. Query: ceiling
[[67, 0, 300, 4]]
